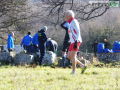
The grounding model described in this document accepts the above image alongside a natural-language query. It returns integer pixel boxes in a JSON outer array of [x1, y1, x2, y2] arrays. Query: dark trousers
[[33, 44, 38, 48], [39, 45, 45, 65], [23, 45, 27, 50], [94, 50, 97, 57], [8, 49, 12, 52]]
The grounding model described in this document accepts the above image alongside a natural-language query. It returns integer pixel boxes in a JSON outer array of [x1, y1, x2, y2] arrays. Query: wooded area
[[0, 0, 120, 53]]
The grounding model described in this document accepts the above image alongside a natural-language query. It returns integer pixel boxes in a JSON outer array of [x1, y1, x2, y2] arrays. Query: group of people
[[92, 39, 110, 56], [7, 10, 87, 74], [7, 26, 58, 66]]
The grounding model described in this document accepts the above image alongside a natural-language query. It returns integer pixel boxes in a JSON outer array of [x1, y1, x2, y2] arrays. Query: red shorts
[[68, 42, 81, 51]]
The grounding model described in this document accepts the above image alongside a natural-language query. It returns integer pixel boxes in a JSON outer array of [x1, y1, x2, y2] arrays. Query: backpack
[[104, 49, 113, 53], [27, 45, 39, 53], [97, 43, 104, 53], [113, 41, 120, 52]]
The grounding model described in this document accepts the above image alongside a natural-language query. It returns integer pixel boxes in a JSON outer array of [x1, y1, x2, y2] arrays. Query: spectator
[[32, 31, 39, 48], [60, 21, 71, 67], [7, 32, 14, 52], [103, 39, 110, 49], [38, 26, 48, 65], [46, 38, 58, 55], [92, 40, 98, 57], [21, 32, 32, 50]]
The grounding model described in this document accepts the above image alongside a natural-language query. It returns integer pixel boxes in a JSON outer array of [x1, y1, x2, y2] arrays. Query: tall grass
[[0, 65, 119, 90]]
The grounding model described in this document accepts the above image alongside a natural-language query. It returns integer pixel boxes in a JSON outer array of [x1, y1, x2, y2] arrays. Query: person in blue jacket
[[38, 26, 48, 65], [46, 38, 58, 55], [32, 32, 39, 48], [21, 32, 32, 50], [7, 32, 14, 52]]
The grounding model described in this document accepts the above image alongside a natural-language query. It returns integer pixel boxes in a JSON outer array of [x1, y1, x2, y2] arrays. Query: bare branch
[[70, 0, 74, 10], [40, 0, 109, 25]]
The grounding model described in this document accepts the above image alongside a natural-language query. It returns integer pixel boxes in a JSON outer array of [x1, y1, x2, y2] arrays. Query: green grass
[[0, 65, 120, 90]]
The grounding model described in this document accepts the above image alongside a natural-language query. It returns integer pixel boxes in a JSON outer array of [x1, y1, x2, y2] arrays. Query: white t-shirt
[[68, 18, 82, 44]]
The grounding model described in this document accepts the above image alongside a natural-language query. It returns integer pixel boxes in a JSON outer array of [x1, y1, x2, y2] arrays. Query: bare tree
[[0, 0, 34, 45], [0, 0, 30, 36], [38, 0, 109, 24]]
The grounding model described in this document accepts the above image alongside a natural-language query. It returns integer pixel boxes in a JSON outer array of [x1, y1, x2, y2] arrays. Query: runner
[[65, 10, 87, 74]]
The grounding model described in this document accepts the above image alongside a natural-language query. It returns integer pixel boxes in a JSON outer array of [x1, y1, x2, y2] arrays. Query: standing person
[[7, 32, 14, 52], [60, 21, 71, 67], [103, 39, 110, 49], [46, 38, 58, 54], [21, 32, 32, 50], [65, 10, 87, 74], [32, 31, 39, 48], [38, 26, 48, 66], [92, 40, 98, 57]]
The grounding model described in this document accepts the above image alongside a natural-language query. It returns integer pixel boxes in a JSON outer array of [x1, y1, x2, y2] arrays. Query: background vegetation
[[0, 0, 120, 53]]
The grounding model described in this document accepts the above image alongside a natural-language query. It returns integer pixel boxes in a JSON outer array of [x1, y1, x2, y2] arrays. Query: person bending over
[[46, 38, 58, 55]]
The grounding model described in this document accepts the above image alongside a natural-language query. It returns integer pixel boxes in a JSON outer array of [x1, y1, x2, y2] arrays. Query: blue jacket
[[7, 34, 14, 49], [21, 35, 32, 46], [38, 29, 47, 45], [32, 33, 39, 45]]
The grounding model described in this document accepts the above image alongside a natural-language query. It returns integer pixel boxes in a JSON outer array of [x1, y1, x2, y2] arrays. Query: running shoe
[[81, 66, 87, 74]]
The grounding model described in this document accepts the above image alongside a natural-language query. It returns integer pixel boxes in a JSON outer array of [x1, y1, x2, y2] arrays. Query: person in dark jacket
[[7, 32, 14, 52], [103, 39, 110, 49], [38, 26, 48, 65], [46, 38, 58, 54], [21, 32, 32, 50], [92, 40, 98, 57], [60, 21, 71, 67]]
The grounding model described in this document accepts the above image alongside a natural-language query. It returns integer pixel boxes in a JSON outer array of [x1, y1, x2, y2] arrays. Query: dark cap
[[28, 32, 31, 35]]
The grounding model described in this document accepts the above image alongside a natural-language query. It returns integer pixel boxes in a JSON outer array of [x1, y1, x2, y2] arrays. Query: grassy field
[[0, 64, 120, 90]]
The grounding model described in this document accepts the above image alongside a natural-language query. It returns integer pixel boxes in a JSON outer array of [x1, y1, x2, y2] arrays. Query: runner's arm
[[60, 21, 68, 30]]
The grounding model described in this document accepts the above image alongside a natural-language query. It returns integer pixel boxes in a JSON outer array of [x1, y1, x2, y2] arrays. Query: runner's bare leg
[[68, 51, 83, 66]]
